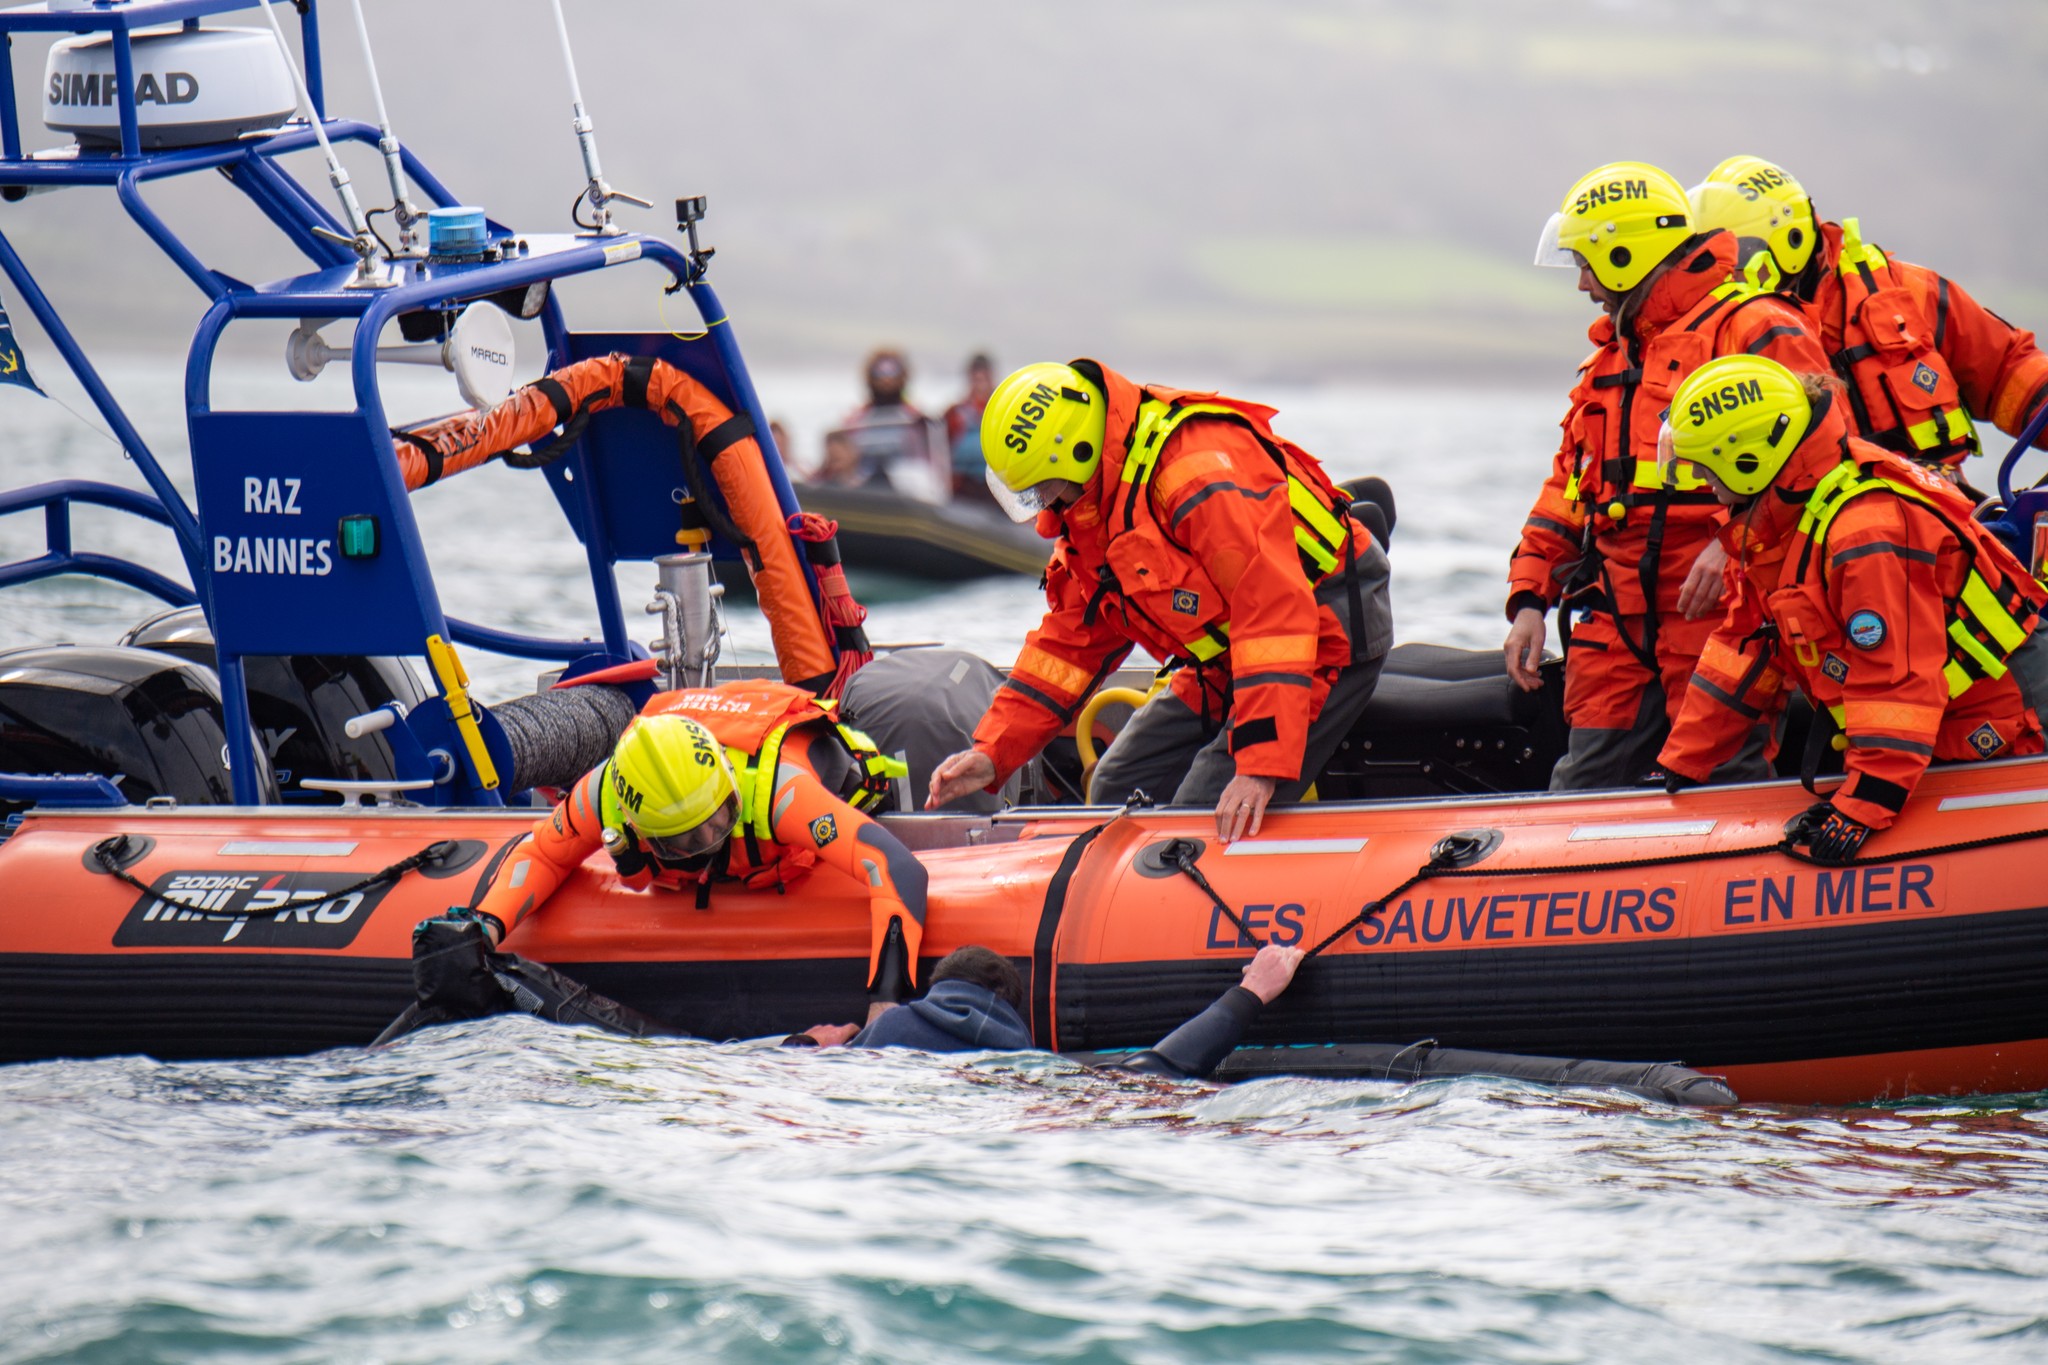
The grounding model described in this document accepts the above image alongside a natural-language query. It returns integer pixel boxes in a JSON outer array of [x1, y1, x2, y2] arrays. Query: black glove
[[1663, 771, 1700, 794], [1784, 801, 1871, 865]]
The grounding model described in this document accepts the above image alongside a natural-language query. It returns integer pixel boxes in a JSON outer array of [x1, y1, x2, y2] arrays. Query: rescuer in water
[[788, 942, 1308, 1082], [1507, 161, 1832, 790], [466, 683, 922, 1018], [924, 360, 1392, 840], [1657, 355, 2048, 864]]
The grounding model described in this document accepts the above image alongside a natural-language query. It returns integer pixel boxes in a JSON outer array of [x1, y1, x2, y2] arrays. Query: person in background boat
[[1657, 355, 2048, 864], [1508, 160, 1831, 790], [925, 360, 1392, 842], [815, 347, 948, 499], [789, 942, 1308, 1081], [468, 689, 923, 1019], [943, 352, 998, 502]]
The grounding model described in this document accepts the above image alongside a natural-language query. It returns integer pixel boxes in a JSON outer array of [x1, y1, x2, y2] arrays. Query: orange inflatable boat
[[6, 751, 2048, 1105]]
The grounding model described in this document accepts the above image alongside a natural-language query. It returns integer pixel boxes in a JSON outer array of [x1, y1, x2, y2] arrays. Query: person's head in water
[[866, 348, 909, 406], [930, 945, 1026, 1015], [601, 715, 740, 866]]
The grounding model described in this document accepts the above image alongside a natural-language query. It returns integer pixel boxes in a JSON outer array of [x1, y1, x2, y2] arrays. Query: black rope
[[1165, 838, 1263, 948], [88, 837, 459, 909]]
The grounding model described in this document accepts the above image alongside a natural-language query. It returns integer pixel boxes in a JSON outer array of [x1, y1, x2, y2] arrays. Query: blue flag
[[0, 293, 44, 396]]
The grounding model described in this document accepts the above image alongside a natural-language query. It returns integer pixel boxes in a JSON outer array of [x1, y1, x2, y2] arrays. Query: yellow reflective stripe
[[1905, 407, 1977, 451], [1232, 635, 1317, 669], [1123, 400, 1243, 488], [1184, 631, 1228, 662], [1844, 699, 1944, 733], [1828, 703, 1847, 728], [1948, 617, 2009, 683], [1635, 457, 1706, 491], [1836, 217, 1888, 276], [1944, 660, 1973, 697], [1563, 467, 1582, 502], [749, 724, 796, 843], [1961, 572, 2029, 652], [1014, 645, 1095, 700], [724, 744, 758, 835], [1294, 525, 1339, 574]]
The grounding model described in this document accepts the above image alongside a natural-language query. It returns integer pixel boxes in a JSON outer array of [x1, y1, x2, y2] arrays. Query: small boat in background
[[795, 478, 1049, 580]]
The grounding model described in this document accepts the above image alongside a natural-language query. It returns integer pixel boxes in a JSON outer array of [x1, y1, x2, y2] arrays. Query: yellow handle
[[426, 633, 500, 791], [1074, 677, 1168, 802]]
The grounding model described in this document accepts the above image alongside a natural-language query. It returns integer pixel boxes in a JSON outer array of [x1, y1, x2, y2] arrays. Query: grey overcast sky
[[2, 0, 2041, 386]]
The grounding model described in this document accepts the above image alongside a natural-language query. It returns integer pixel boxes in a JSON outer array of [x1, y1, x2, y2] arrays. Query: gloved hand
[[1784, 800, 1871, 865]]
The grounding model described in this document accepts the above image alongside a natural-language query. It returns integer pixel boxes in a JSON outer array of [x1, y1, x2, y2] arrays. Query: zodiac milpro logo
[[113, 870, 392, 948], [1003, 381, 1061, 455], [1684, 378, 1766, 428]]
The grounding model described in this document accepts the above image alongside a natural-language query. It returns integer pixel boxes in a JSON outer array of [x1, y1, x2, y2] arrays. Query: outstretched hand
[[927, 749, 997, 809], [1239, 943, 1306, 1004]]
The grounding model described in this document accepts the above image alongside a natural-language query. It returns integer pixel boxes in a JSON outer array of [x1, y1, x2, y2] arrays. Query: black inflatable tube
[[1067, 1041, 1738, 1106]]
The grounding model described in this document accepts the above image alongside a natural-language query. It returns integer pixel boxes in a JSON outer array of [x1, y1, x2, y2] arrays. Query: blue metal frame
[[0, 479, 195, 604], [0, 0, 819, 808]]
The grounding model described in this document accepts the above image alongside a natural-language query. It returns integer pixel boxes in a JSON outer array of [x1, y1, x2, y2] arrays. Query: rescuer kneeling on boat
[[1509, 161, 1830, 790], [468, 688, 924, 1018], [926, 360, 1392, 841], [1657, 355, 2048, 863]]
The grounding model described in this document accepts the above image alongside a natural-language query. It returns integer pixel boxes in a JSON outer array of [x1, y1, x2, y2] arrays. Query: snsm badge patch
[[1969, 722, 2006, 756], [1847, 610, 1887, 650], [1821, 652, 1849, 683], [1170, 588, 1201, 616], [809, 813, 838, 847], [1912, 362, 1940, 395]]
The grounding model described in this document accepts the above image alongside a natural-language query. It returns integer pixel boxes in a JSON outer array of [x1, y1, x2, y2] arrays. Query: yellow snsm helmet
[[1660, 355, 1813, 499], [980, 362, 1107, 523], [1688, 156, 1817, 280], [607, 715, 738, 858], [1534, 162, 1693, 294]]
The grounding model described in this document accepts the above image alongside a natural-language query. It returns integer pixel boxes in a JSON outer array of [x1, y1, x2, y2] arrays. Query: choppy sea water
[[8, 359, 2048, 1361], [8, 1021, 2048, 1364]]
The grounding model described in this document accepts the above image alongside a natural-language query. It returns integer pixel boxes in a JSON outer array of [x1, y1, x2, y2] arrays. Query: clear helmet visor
[[986, 463, 1049, 524], [1656, 419, 1680, 482], [1533, 210, 1577, 269], [638, 795, 738, 863]]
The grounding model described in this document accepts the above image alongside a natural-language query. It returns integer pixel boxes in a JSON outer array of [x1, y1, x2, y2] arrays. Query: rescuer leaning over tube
[[925, 360, 1392, 841], [1507, 160, 1833, 791], [468, 686, 923, 1019], [1657, 355, 2048, 864], [1687, 155, 2048, 488]]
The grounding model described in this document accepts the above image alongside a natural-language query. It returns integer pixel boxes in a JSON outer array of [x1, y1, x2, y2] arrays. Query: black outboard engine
[[0, 644, 278, 808], [121, 606, 428, 799]]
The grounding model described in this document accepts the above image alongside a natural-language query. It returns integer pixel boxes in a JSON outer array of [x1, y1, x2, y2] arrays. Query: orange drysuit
[[1805, 219, 2048, 470], [970, 359, 1382, 788], [1660, 393, 2048, 829], [1508, 232, 1832, 772], [475, 681, 926, 991]]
